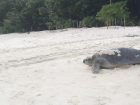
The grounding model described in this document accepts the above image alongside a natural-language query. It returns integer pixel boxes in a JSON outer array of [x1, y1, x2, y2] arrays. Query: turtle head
[[83, 57, 93, 66]]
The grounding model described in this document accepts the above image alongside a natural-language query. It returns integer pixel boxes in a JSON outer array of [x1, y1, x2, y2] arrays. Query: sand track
[[1, 36, 140, 69]]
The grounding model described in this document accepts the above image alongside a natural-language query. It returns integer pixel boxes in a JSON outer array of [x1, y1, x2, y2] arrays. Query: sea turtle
[[83, 47, 140, 74]]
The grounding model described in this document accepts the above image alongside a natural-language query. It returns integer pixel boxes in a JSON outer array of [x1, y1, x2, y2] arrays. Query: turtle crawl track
[[1, 36, 139, 69]]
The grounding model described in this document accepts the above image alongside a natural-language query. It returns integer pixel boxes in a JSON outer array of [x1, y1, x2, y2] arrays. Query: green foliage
[[96, 1, 129, 22], [64, 19, 73, 28], [126, 17, 138, 26], [0, 0, 139, 34], [25, 0, 49, 28], [49, 18, 73, 29], [0, 20, 16, 34], [5, 0, 49, 31], [0, 0, 11, 26], [6, 0, 29, 30], [45, 0, 102, 22], [46, 22, 54, 30], [80, 16, 103, 27]]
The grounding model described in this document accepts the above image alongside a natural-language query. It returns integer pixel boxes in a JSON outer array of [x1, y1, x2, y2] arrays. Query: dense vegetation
[[0, 0, 139, 33]]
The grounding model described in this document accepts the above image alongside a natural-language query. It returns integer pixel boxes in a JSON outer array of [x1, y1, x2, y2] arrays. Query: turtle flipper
[[92, 62, 100, 74]]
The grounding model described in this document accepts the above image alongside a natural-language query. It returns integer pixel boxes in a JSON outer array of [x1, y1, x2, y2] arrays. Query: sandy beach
[[0, 26, 140, 105]]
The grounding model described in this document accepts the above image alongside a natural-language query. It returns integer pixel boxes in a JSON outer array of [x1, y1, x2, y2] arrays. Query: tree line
[[0, 0, 139, 34]]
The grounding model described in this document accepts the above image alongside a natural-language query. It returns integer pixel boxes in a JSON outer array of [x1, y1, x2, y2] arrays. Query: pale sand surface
[[0, 26, 140, 105]]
